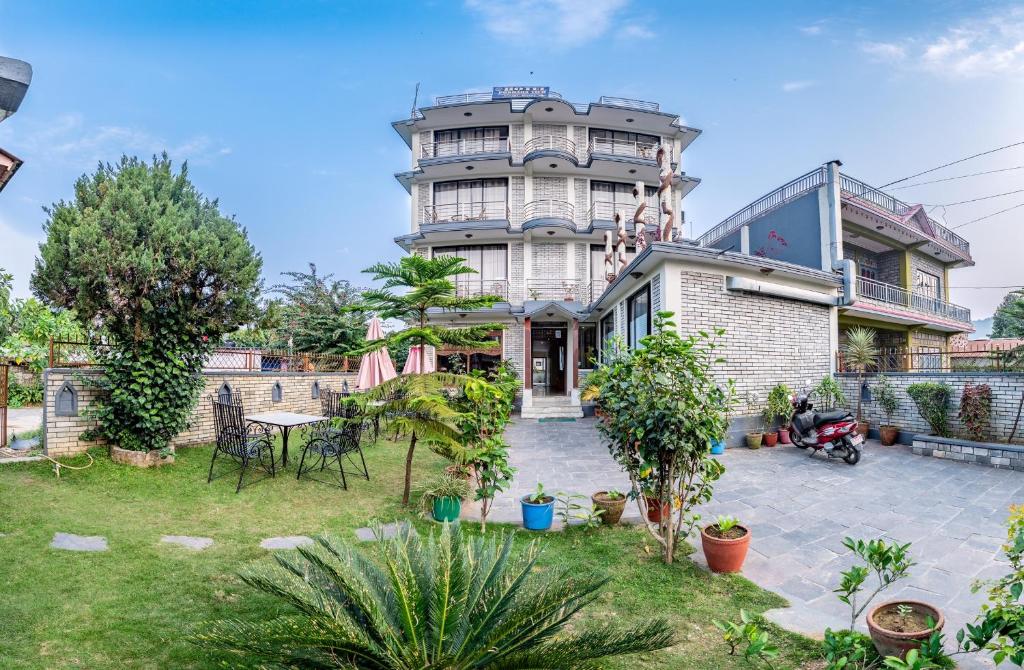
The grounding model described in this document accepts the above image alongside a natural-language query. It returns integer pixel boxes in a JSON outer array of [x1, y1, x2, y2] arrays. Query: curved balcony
[[420, 137, 509, 160], [421, 201, 510, 225], [522, 135, 578, 165], [522, 200, 575, 231]]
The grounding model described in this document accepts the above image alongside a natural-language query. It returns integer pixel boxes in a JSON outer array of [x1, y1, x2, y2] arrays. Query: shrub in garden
[[32, 155, 262, 452], [196, 522, 675, 668], [906, 382, 953, 437], [594, 311, 733, 564], [958, 383, 992, 442], [814, 374, 848, 411], [765, 383, 792, 432], [843, 327, 879, 424], [872, 375, 900, 428]]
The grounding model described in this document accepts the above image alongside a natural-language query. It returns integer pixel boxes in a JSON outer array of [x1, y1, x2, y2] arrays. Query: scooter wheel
[[843, 448, 861, 465]]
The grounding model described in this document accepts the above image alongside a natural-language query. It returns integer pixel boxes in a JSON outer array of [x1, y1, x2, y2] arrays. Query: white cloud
[[781, 80, 815, 93], [464, 0, 630, 47], [860, 41, 907, 62], [799, 21, 825, 36], [0, 216, 42, 299], [622, 23, 655, 40]]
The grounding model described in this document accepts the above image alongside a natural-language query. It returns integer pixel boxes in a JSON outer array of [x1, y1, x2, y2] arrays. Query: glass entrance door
[[530, 325, 567, 397]]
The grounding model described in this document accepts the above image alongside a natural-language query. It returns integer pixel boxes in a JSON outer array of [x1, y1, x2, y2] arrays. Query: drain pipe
[[826, 160, 857, 306]]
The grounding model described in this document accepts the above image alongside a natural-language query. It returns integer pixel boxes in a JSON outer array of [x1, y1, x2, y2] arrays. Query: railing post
[[49, 338, 55, 368]]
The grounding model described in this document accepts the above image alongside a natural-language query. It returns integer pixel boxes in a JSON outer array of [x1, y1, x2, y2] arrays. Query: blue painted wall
[[746, 191, 823, 269]]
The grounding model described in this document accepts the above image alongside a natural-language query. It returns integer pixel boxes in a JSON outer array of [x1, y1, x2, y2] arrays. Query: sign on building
[[492, 86, 549, 100]]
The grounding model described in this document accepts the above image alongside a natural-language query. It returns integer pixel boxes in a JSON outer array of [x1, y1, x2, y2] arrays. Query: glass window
[[433, 126, 509, 156], [589, 128, 659, 147], [579, 324, 597, 369], [914, 270, 940, 299], [431, 179, 508, 221], [860, 263, 878, 281], [627, 284, 651, 349], [433, 244, 508, 298], [599, 314, 615, 361]]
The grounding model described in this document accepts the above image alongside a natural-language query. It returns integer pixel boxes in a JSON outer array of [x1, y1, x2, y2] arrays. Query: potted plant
[[701, 515, 751, 573], [521, 482, 556, 531], [867, 600, 944, 660], [746, 392, 764, 449], [641, 485, 671, 523], [873, 375, 901, 446], [765, 383, 792, 445], [591, 489, 626, 525], [418, 472, 471, 523], [843, 327, 879, 437]]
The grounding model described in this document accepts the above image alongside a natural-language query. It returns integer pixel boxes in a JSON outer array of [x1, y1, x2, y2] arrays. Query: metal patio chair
[[208, 396, 277, 493], [297, 396, 369, 489]]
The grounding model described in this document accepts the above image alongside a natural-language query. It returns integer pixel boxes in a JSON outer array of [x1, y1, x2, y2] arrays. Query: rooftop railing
[[597, 96, 660, 112], [421, 137, 509, 159], [433, 91, 564, 106], [855, 276, 971, 323], [421, 201, 510, 225], [526, 278, 592, 303], [588, 137, 659, 160]]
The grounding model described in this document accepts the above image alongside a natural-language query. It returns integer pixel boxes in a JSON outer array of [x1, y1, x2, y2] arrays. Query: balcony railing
[[588, 200, 659, 226], [421, 137, 509, 159], [421, 201, 510, 225], [454, 278, 509, 301], [588, 137, 659, 160], [598, 96, 660, 112], [526, 278, 592, 303], [433, 91, 564, 106], [523, 135, 577, 157], [523, 199, 574, 223], [838, 347, 1023, 373], [856, 276, 971, 323]]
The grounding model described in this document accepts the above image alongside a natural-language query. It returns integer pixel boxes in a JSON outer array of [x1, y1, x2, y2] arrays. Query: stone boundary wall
[[912, 435, 1024, 472], [43, 368, 358, 457], [837, 372, 1024, 443]]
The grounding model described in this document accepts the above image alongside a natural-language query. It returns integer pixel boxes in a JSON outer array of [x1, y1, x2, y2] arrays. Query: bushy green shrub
[[872, 375, 900, 427], [813, 375, 847, 411], [958, 383, 992, 441], [765, 383, 792, 432], [7, 378, 44, 408], [906, 382, 952, 437]]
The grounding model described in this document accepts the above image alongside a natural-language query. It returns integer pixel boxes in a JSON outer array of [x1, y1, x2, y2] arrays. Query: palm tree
[[842, 327, 879, 424], [196, 523, 675, 669], [352, 256, 503, 506]]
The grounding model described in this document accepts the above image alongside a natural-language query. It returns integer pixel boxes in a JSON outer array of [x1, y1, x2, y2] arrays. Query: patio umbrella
[[356, 316, 397, 390], [402, 345, 436, 374]]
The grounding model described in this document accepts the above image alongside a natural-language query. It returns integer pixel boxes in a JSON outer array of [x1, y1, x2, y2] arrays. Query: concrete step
[[520, 405, 584, 419]]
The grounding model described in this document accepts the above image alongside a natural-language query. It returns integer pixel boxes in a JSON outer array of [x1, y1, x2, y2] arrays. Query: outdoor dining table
[[244, 411, 327, 468]]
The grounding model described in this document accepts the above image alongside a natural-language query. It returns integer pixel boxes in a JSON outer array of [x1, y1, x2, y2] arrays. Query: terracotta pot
[[867, 600, 944, 660], [777, 428, 791, 444], [110, 445, 174, 468], [701, 523, 751, 573], [879, 425, 899, 446], [763, 432, 779, 447], [746, 432, 763, 449], [592, 491, 626, 525], [644, 495, 671, 523], [856, 421, 869, 437]]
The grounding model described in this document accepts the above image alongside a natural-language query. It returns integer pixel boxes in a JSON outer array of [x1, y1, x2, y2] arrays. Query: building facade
[[0, 55, 32, 193]]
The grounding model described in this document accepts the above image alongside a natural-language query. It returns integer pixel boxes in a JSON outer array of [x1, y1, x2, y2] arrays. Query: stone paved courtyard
[[489, 416, 1022, 668]]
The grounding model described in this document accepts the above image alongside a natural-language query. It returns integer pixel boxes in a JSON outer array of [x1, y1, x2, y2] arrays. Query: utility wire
[[889, 165, 1024, 190], [950, 286, 1024, 289], [926, 188, 1024, 208], [879, 140, 1024, 189], [950, 200, 1024, 229]]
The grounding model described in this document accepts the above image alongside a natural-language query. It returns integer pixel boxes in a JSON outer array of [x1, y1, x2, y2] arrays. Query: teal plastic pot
[[432, 496, 462, 523], [711, 438, 726, 455], [521, 496, 555, 530]]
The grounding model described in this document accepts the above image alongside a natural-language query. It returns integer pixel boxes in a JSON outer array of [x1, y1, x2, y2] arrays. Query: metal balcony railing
[[421, 137, 509, 159], [526, 278, 591, 303], [523, 199, 574, 223], [422, 201, 510, 224], [588, 137, 659, 160], [454, 278, 509, 300], [597, 96, 660, 112], [433, 91, 564, 106], [523, 135, 577, 157], [856, 277, 971, 323], [588, 200, 659, 226]]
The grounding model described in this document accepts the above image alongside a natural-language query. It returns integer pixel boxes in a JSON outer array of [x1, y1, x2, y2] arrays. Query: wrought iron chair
[[298, 394, 369, 489], [208, 396, 277, 493]]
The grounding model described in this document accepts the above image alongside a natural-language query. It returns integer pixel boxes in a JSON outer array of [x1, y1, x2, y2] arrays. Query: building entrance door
[[530, 325, 567, 397]]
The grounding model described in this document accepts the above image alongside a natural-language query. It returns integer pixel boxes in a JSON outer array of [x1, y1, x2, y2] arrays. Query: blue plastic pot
[[521, 496, 555, 530], [711, 438, 726, 455]]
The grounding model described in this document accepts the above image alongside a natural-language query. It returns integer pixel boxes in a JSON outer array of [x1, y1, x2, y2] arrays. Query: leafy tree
[[32, 155, 262, 452], [992, 289, 1024, 338], [0, 267, 12, 342], [0, 297, 84, 372], [352, 255, 503, 505], [270, 263, 366, 354], [196, 523, 675, 668]]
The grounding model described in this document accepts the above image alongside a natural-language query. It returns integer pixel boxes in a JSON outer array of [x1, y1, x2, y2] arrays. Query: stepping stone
[[160, 535, 214, 551], [260, 536, 313, 550], [50, 532, 107, 552], [355, 521, 410, 542]]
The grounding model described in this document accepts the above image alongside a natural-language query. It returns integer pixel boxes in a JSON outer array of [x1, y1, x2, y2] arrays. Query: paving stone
[[355, 521, 410, 542], [50, 532, 107, 552], [260, 536, 313, 550], [160, 535, 214, 551]]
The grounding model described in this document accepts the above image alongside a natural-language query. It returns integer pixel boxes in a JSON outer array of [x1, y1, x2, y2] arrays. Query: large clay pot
[[856, 421, 869, 437], [110, 445, 174, 468], [592, 491, 626, 525], [763, 432, 779, 447], [879, 425, 899, 446], [644, 495, 671, 523], [701, 523, 751, 573], [777, 428, 791, 444], [745, 432, 763, 449], [867, 600, 944, 660]]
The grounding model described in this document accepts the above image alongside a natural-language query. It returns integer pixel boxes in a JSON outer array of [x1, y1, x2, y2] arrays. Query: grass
[[0, 436, 821, 669]]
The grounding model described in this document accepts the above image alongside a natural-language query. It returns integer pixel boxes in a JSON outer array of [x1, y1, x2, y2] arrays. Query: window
[[433, 126, 509, 156], [433, 244, 508, 298], [590, 244, 636, 282], [589, 128, 660, 156], [914, 270, 940, 299], [579, 323, 597, 369], [271, 381, 283, 403], [431, 178, 508, 222], [859, 263, 878, 281], [627, 284, 652, 349], [599, 313, 615, 361]]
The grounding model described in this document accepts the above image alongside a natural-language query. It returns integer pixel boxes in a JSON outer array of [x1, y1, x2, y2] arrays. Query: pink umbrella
[[402, 345, 436, 374], [356, 316, 397, 390]]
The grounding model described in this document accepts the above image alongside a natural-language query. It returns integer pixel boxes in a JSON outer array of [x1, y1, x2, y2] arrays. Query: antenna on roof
[[410, 82, 420, 118]]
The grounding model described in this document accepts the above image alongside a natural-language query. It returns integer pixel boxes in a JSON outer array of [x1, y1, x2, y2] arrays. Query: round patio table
[[244, 411, 327, 468]]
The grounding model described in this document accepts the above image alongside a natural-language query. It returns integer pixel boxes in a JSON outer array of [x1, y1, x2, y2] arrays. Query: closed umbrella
[[402, 345, 436, 374], [356, 316, 397, 390]]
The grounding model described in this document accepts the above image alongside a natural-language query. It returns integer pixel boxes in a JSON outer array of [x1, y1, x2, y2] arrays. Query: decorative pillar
[[571, 318, 579, 393], [603, 230, 614, 281], [616, 209, 628, 276], [656, 146, 675, 242], [633, 180, 648, 251]]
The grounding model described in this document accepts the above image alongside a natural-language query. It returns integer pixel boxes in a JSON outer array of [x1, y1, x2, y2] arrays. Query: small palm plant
[[196, 523, 675, 668], [842, 327, 879, 425]]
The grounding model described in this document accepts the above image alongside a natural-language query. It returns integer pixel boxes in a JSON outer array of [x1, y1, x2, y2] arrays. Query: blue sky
[[1, 0, 1022, 318]]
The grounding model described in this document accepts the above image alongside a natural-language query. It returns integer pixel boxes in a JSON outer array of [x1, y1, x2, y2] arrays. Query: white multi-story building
[[0, 56, 31, 194]]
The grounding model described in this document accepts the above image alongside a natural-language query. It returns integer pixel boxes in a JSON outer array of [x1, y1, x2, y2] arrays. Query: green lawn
[[0, 437, 820, 669]]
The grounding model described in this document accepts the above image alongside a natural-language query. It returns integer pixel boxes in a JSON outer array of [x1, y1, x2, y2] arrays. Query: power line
[[889, 165, 1024, 190], [926, 188, 1024, 208], [950, 200, 1024, 229], [950, 285, 1024, 289], [879, 140, 1024, 189]]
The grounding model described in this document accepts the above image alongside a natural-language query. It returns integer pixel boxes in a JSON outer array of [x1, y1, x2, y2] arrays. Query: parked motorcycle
[[789, 390, 862, 465]]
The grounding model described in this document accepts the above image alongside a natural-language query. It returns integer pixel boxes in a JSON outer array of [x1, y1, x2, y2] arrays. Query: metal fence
[[837, 347, 1024, 373], [49, 340, 359, 373]]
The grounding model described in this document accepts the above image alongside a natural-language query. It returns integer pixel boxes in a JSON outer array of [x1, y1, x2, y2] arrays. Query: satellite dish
[[0, 56, 33, 123]]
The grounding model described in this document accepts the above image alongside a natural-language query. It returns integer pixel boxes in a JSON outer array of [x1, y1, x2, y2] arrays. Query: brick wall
[[510, 242, 525, 303], [533, 176, 567, 202], [574, 243, 587, 282], [838, 372, 1024, 442], [573, 126, 587, 161], [503, 324, 525, 388], [510, 176, 525, 226], [532, 242, 567, 280], [43, 369, 358, 456]]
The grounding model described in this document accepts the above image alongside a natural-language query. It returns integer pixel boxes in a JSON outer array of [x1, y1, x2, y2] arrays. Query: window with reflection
[[433, 245, 508, 299], [627, 284, 651, 349], [578, 324, 597, 369]]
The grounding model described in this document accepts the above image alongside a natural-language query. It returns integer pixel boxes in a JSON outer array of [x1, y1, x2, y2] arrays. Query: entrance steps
[[520, 397, 584, 420]]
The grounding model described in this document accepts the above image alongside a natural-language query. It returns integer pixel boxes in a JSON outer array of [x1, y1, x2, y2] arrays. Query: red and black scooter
[[788, 392, 863, 465]]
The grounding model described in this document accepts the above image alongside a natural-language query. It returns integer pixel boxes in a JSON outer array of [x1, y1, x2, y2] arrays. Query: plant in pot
[[521, 482, 556, 531], [843, 327, 879, 437], [745, 392, 764, 449], [591, 488, 626, 525], [813, 374, 847, 411], [418, 471, 471, 523], [906, 382, 952, 438], [701, 515, 751, 573], [765, 383, 792, 446], [873, 375, 901, 446]]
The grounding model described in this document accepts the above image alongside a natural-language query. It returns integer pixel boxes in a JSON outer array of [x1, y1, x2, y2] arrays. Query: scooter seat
[[814, 410, 851, 427]]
